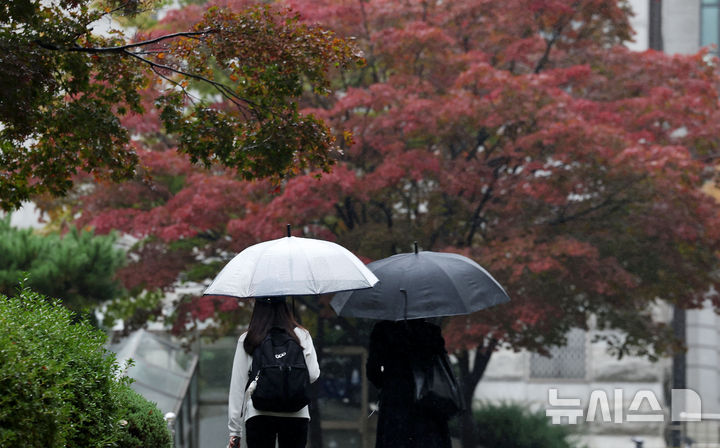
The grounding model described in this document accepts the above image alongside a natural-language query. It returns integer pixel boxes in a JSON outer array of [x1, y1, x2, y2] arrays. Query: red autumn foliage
[[70, 5, 720, 435]]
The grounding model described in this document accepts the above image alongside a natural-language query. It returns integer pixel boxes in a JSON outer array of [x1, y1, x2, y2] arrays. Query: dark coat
[[367, 320, 451, 448]]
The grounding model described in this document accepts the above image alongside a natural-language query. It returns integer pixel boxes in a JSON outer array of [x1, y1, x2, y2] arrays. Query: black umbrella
[[330, 244, 510, 320]]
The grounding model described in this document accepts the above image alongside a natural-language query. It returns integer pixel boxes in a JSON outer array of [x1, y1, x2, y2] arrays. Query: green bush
[[472, 402, 582, 448], [116, 386, 173, 448], [0, 286, 171, 448]]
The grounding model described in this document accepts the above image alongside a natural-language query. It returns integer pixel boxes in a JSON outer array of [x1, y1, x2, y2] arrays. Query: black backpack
[[247, 327, 311, 412]]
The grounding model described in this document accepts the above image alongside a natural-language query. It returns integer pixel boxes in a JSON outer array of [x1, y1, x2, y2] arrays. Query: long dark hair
[[243, 297, 302, 354]]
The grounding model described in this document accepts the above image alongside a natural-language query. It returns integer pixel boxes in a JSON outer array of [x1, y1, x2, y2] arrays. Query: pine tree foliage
[[0, 217, 125, 312]]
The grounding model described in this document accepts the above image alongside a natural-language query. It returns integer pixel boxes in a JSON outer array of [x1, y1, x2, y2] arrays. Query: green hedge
[[473, 402, 582, 448], [116, 386, 172, 448], [0, 286, 171, 447]]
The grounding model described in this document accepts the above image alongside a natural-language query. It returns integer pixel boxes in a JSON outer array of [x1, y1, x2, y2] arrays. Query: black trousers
[[245, 416, 309, 448]]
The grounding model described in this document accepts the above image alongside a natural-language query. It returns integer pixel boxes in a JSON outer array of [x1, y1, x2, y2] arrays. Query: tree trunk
[[455, 339, 497, 448]]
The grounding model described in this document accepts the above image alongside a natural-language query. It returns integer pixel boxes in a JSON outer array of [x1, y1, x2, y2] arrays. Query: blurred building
[[476, 318, 672, 448], [652, 0, 720, 445]]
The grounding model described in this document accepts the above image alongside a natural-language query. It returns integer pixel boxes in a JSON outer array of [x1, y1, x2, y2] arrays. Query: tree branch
[[150, 66, 199, 106], [371, 200, 394, 230], [534, 28, 561, 74], [36, 30, 216, 54], [534, 1, 582, 74], [36, 29, 261, 120], [700, 152, 720, 161], [121, 49, 257, 116], [334, 202, 353, 229], [465, 183, 494, 246], [548, 177, 642, 226]]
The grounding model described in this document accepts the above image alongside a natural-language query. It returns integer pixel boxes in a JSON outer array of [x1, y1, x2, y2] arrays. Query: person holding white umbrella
[[227, 296, 319, 448], [212, 226, 379, 448]]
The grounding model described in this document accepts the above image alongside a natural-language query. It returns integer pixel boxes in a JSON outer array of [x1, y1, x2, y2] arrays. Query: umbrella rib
[[431, 254, 509, 314], [300, 241, 319, 295], [469, 259, 509, 296], [345, 255, 377, 285], [424, 255, 471, 315], [246, 240, 275, 297]]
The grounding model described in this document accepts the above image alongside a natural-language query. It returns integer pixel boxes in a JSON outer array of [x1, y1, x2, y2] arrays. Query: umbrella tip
[[414, 241, 418, 254], [287, 224, 291, 238]]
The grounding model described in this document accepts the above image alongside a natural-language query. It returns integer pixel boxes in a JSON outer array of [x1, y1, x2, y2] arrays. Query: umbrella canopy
[[330, 248, 509, 320], [203, 233, 379, 298]]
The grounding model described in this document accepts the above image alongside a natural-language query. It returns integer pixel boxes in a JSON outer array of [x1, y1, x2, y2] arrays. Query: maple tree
[[0, 0, 362, 211], [63, 1, 720, 447]]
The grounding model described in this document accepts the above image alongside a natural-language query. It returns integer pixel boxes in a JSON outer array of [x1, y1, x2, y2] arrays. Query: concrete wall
[[627, 0, 650, 51], [475, 329, 669, 448], [663, 0, 701, 54], [685, 304, 720, 445]]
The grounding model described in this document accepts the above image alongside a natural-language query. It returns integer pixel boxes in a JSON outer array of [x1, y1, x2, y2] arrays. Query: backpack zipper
[[284, 365, 290, 400]]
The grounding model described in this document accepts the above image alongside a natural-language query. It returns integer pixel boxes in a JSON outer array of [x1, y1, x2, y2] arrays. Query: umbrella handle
[[400, 288, 408, 320], [287, 224, 292, 238]]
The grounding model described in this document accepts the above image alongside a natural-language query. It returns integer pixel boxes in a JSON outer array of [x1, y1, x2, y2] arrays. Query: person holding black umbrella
[[331, 243, 511, 447], [367, 318, 451, 448]]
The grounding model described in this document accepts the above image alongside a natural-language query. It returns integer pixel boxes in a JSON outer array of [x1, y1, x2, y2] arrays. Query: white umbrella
[[204, 228, 378, 298]]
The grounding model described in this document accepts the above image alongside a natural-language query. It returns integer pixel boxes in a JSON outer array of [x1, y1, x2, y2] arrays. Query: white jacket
[[228, 327, 320, 438]]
